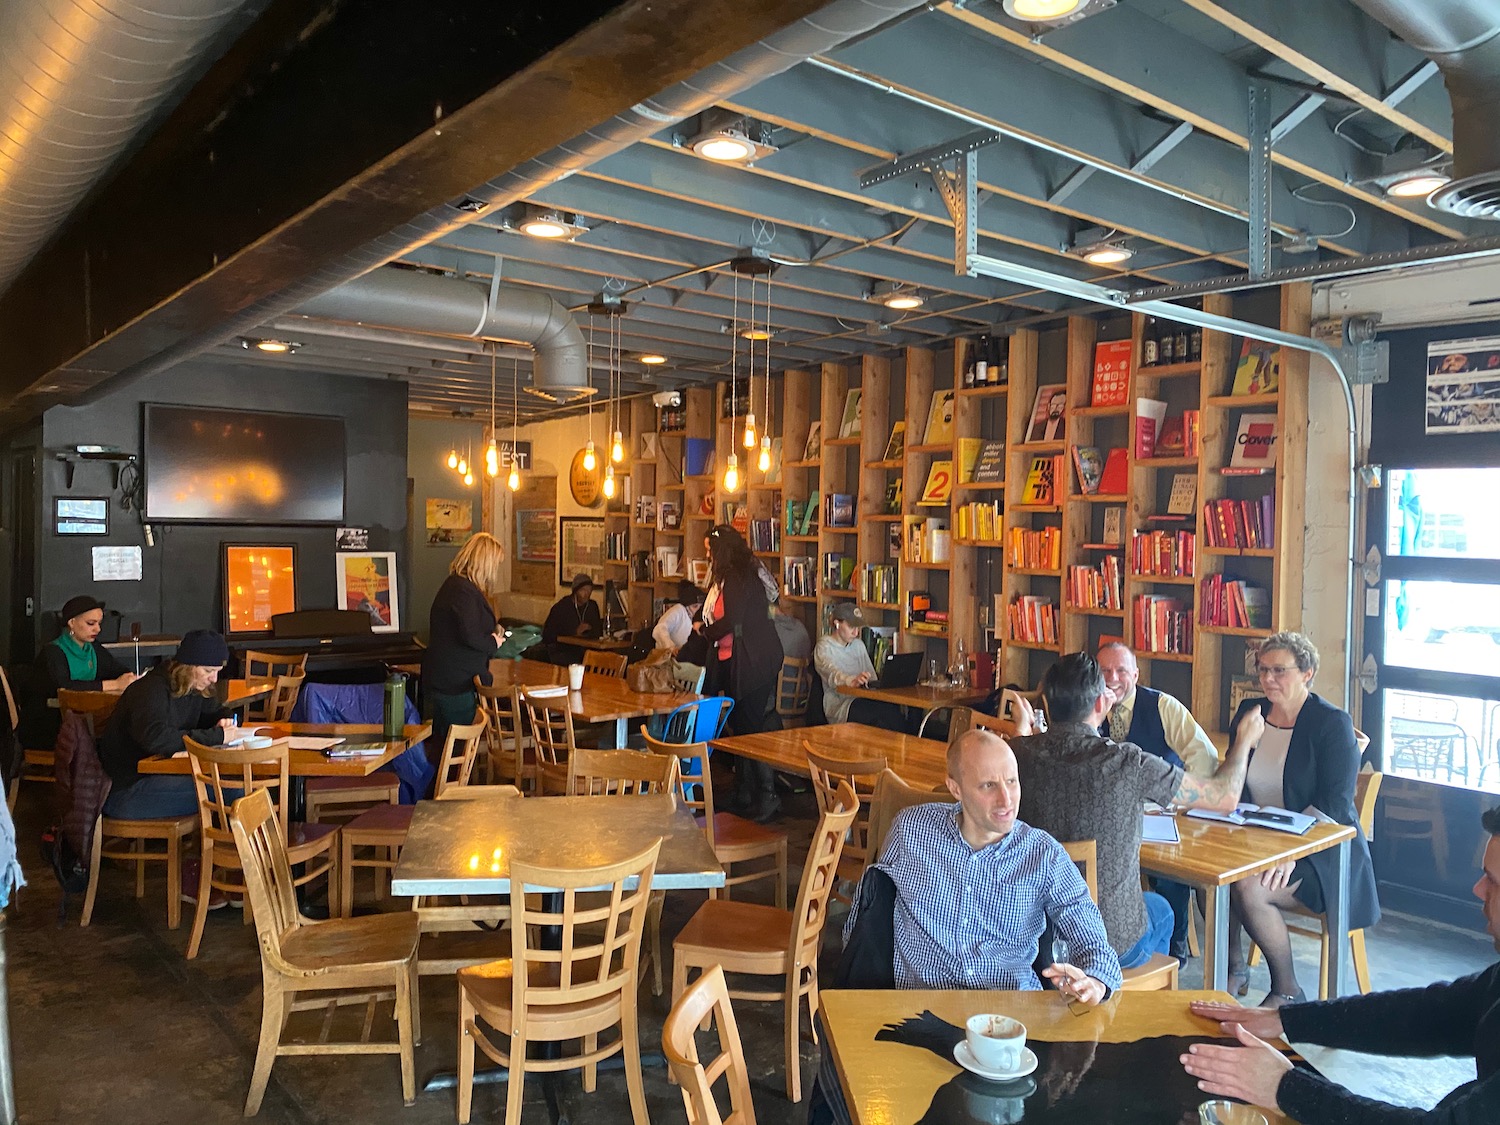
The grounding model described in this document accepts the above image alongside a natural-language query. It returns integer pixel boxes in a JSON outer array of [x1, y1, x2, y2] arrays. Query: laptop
[[870, 651, 923, 689]]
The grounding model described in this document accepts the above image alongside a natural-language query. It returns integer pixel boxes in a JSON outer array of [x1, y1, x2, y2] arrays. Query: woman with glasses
[[1226, 631, 1379, 1007]]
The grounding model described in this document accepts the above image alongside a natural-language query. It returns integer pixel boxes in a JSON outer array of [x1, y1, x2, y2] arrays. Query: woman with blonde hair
[[423, 532, 506, 762]]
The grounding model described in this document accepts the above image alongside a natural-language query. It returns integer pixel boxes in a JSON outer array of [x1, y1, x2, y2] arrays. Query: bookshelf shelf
[[784, 460, 820, 469], [748, 484, 781, 492], [905, 561, 952, 571], [1072, 404, 1130, 417], [908, 443, 952, 454], [1138, 649, 1195, 663], [686, 474, 716, 483], [785, 534, 819, 543], [955, 481, 1005, 491], [1006, 639, 1062, 653], [1202, 546, 1275, 557], [1009, 567, 1062, 577], [957, 385, 1008, 398], [1015, 440, 1066, 453], [825, 436, 861, 447], [1135, 361, 1202, 379], [1069, 606, 1126, 618], [1080, 542, 1125, 550], [784, 594, 818, 604], [1135, 456, 1199, 469], [1199, 625, 1273, 637], [1012, 504, 1062, 514], [1070, 492, 1128, 503], [1204, 394, 1278, 409], [824, 526, 858, 534], [1129, 572, 1196, 584], [867, 514, 903, 522], [753, 551, 780, 560], [824, 588, 857, 599], [953, 539, 1005, 548], [859, 601, 900, 611], [629, 581, 655, 590], [865, 458, 904, 469]]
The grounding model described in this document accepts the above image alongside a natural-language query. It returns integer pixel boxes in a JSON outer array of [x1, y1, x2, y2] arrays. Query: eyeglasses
[[1255, 664, 1300, 678]]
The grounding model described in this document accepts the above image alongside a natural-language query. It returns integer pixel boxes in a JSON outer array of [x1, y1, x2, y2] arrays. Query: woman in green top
[[17, 595, 136, 748]]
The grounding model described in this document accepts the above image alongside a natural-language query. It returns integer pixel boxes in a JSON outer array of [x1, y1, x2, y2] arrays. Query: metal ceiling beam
[[1177, 0, 1450, 151]]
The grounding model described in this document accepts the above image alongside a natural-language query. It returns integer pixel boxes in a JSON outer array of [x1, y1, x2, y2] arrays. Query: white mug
[[567, 663, 585, 691], [966, 1014, 1026, 1073]]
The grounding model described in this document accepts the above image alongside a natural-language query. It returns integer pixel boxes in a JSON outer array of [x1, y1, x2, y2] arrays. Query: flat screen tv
[[143, 404, 347, 524]]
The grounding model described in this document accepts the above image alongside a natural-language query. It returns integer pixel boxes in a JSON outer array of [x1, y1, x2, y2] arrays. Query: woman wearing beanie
[[17, 595, 136, 749]]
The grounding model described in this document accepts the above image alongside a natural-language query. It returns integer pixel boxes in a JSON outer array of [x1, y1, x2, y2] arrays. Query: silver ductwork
[[1352, 0, 1500, 218], [0, 0, 257, 295], [294, 269, 589, 395]]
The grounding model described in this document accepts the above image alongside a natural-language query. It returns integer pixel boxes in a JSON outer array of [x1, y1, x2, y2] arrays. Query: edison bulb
[[457, 457, 468, 476], [611, 431, 624, 463], [485, 445, 499, 477], [507, 466, 521, 491], [446, 449, 458, 469], [743, 412, 757, 449], [582, 440, 596, 472], [602, 466, 616, 498], [463, 470, 474, 486], [758, 434, 772, 473], [723, 453, 739, 493]]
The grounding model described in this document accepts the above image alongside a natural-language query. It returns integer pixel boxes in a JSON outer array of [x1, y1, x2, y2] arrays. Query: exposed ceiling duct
[[293, 269, 591, 398], [0, 0, 259, 296], [1351, 0, 1500, 218]]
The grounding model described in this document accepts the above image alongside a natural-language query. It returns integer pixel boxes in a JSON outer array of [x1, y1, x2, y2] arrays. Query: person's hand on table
[[1187, 1001, 1284, 1040], [1259, 859, 1297, 890], [1180, 1020, 1292, 1112], [1040, 962, 1107, 1006], [853, 670, 874, 687], [492, 630, 505, 651], [218, 718, 236, 730]]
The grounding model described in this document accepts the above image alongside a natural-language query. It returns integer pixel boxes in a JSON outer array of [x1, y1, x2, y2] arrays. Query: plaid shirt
[[845, 802, 1122, 992]]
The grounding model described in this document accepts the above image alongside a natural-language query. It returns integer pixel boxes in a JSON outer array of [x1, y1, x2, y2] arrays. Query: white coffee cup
[[965, 1014, 1026, 1073], [567, 664, 585, 690]]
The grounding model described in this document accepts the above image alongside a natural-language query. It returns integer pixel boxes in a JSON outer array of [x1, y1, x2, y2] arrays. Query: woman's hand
[[1234, 706, 1266, 749], [103, 672, 137, 691], [491, 631, 505, 651], [1259, 859, 1296, 890]]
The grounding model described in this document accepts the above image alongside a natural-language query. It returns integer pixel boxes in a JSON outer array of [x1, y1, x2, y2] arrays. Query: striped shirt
[[846, 802, 1122, 992]]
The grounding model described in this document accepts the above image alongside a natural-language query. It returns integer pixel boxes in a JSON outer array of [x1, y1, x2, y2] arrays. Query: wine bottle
[[1142, 317, 1160, 367], [1173, 325, 1190, 365], [1188, 327, 1203, 362]]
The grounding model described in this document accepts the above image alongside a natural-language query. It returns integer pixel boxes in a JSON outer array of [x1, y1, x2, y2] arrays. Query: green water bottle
[[382, 671, 405, 739]]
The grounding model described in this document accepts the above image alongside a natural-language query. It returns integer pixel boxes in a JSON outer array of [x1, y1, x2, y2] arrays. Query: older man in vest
[[1097, 641, 1219, 959]]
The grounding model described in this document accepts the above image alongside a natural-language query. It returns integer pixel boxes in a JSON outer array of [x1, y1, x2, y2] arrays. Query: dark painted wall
[[26, 361, 407, 653]]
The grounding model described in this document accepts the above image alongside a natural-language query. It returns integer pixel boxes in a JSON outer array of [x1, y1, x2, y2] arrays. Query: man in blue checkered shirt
[[844, 727, 1122, 999]]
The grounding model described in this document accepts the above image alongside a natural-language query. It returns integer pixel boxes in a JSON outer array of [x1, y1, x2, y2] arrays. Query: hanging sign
[[569, 449, 602, 507]]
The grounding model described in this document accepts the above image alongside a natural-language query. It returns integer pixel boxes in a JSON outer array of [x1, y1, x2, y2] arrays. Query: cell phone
[[1247, 810, 1294, 825]]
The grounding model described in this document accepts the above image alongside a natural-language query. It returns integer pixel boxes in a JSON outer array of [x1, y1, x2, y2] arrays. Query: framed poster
[[558, 517, 605, 586], [1426, 334, 1500, 435], [222, 544, 297, 635], [335, 550, 399, 633], [516, 508, 557, 563], [425, 497, 473, 546]]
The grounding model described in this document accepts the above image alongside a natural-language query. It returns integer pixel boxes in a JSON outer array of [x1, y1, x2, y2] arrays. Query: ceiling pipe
[[0, 0, 261, 296], [1349, 0, 1500, 218], [81, 0, 933, 404]]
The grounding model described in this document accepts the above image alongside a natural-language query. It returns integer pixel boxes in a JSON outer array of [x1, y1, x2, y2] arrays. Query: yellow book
[[919, 459, 953, 506], [1020, 454, 1057, 505], [922, 389, 956, 445], [957, 437, 983, 482]]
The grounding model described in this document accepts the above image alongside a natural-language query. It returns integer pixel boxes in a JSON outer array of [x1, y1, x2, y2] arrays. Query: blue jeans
[[102, 775, 200, 819], [1119, 890, 1175, 969]]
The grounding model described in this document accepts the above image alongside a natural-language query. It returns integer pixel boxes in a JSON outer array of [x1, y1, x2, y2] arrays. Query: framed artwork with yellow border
[[335, 550, 399, 633], [222, 543, 298, 635]]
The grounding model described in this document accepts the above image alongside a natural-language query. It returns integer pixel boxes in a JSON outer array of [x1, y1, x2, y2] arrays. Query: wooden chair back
[[228, 787, 305, 969], [506, 840, 661, 1010], [790, 778, 858, 970], [776, 656, 812, 722], [673, 662, 706, 693], [642, 730, 715, 840], [475, 680, 526, 787], [865, 769, 940, 870], [662, 964, 758, 1125], [56, 688, 120, 735], [1060, 839, 1101, 902], [582, 651, 628, 679], [262, 673, 304, 722], [520, 689, 576, 795], [242, 649, 308, 681], [433, 720, 488, 797], [1355, 767, 1383, 838], [805, 743, 887, 874], [567, 748, 680, 797], [186, 736, 295, 848]]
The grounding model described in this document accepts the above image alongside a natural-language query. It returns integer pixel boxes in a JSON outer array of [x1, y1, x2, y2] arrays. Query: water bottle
[[382, 671, 405, 739]]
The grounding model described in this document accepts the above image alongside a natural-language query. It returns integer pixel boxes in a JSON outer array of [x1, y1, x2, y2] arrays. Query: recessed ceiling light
[[639, 353, 668, 365], [1081, 245, 1134, 265], [883, 290, 925, 310], [1003, 0, 1086, 18], [739, 326, 773, 341], [502, 205, 589, 241], [241, 337, 299, 354], [684, 117, 779, 165], [256, 340, 292, 353], [1385, 171, 1451, 199]]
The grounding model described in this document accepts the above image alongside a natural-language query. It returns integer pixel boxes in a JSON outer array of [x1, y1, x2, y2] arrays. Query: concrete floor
[[6, 788, 1495, 1125]]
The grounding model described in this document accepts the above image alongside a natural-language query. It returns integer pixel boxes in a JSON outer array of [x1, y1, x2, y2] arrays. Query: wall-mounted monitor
[[143, 404, 346, 524]]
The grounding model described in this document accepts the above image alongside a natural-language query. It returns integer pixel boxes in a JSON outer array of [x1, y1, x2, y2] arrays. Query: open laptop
[[870, 651, 923, 689]]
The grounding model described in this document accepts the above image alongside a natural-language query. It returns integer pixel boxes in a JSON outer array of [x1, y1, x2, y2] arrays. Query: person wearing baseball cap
[[541, 573, 602, 665], [17, 594, 137, 749], [813, 603, 906, 729]]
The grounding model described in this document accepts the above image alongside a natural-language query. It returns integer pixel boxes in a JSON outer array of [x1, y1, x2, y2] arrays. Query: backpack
[[40, 824, 88, 896]]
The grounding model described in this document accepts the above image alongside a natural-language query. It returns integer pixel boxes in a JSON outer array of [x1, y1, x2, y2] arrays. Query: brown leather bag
[[627, 649, 677, 694]]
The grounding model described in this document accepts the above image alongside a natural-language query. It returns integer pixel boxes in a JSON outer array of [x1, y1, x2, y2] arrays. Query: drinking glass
[[1051, 936, 1074, 1000], [926, 657, 941, 686]]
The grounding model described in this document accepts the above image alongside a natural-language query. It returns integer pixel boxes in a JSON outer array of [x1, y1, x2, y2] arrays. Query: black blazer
[[1233, 692, 1380, 932], [423, 575, 498, 696], [700, 567, 783, 699], [17, 639, 130, 748]]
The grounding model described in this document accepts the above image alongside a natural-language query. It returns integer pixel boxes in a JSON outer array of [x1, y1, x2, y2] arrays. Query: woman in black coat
[[1228, 631, 1379, 1008], [423, 532, 505, 764], [18, 594, 136, 749], [696, 525, 784, 821]]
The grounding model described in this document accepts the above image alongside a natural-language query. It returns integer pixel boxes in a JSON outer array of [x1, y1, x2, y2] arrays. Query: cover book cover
[[1090, 339, 1132, 407], [1232, 338, 1280, 395], [1097, 447, 1129, 494], [1228, 413, 1279, 471], [972, 440, 1005, 483], [883, 420, 906, 461], [801, 421, 822, 463], [1025, 385, 1068, 443], [1134, 397, 1167, 458], [839, 388, 863, 438], [1166, 472, 1197, 515], [919, 460, 953, 506], [923, 389, 956, 445], [1071, 445, 1103, 495], [1020, 454, 1057, 505]]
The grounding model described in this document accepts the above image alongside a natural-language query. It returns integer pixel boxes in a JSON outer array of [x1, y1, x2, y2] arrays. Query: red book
[[1090, 340, 1132, 407], [1098, 448, 1129, 494]]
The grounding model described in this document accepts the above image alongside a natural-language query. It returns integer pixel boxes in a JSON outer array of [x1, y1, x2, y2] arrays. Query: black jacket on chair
[[833, 867, 896, 990], [1232, 693, 1380, 932]]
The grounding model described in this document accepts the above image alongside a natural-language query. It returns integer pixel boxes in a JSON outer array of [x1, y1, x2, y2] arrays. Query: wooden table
[[846, 682, 986, 713], [490, 657, 703, 745], [710, 722, 949, 790], [1141, 815, 1356, 997], [821, 988, 1293, 1125], [570, 634, 633, 653], [50, 677, 273, 709], [137, 722, 431, 780]]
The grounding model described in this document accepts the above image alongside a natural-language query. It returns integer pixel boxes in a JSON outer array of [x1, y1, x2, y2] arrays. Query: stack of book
[[862, 626, 897, 671], [823, 492, 856, 528], [784, 494, 820, 536], [748, 517, 781, 554], [783, 556, 816, 598], [606, 530, 629, 561], [907, 592, 947, 636], [822, 552, 856, 591], [955, 500, 1003, 542], [1202, 496, 1275, 548], [1067, 557, 1123, 611], [860, 564, 898, 605], [1133, 594, 1193, 655], [1130, 529, 1196, 577], [1006, 595, 1058, 645], [1006, 526, 1062, 571], [903, 517, 951, 564], [630, 551, 653, 583], [1198, 576, 1270, 628]]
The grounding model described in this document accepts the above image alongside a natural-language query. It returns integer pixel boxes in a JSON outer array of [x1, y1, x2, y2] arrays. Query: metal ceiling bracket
[[857, 128, 999, 189], [935, 150, 978, 275], [1338, 338, 1389, 386], [1247, 83, 1272, 280]]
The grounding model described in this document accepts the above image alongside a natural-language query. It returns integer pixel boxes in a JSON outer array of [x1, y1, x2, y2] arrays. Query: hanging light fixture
[[507, 356, 522, 492], [486, 345, 500, 477], [610, 315, 625, 464], [447, 447, 458, 470], [724, 272, 742, 494], [603, 463, 617, 498], [580, 312, 597, 472], [757, 272, 774, 473]]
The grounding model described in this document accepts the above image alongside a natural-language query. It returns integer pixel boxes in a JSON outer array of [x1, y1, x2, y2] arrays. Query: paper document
[[1186, 803, 1315, 835], [1141, 813, 1181, 844], [523, 685, 570, 698], [288, 737, 344, 751]]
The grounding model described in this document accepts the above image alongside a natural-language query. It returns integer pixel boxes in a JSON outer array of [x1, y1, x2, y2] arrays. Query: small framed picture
[[335, 551, 399, 633], [55, 497, 109, 535]]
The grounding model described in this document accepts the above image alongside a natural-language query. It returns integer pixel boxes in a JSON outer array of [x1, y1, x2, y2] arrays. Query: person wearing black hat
[[17, 595, 136, 749], [541, 573, 602, 665], [97, 630, 249, 821]]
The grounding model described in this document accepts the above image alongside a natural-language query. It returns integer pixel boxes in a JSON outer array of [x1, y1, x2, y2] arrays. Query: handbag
[[627, 649, 678, 694]]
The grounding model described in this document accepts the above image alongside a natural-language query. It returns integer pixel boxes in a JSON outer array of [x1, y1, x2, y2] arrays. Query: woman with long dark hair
[[696, 524, 784, 821]]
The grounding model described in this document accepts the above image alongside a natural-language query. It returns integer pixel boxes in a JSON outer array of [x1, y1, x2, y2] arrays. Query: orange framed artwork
[[222, 544, 297, 635], [336, 550, 400, 633]]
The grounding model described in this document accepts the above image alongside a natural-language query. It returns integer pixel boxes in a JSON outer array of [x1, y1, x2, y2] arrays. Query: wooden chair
[[183, 736, 341, 959], [582, 650, 628, 679], [1, 666, 28, 810], [776, 656, 813, 727], [242, 649, 308, 682], [662, 964, 757, 1125], [338, 720, 485, 917], [520, 688, 577, 796], [229, 788, 419, 1116], [567, 748, 680, 797], [673, 662, 706, 693], [456, 839, 662, 1125], [262, 673, 305, 723], [59, 689, 198, 930], [475, 680, 528, 789], [1060, 839, 1179, 991], [864, 768, 941, 872], [672, 778, 858, 1102], [805, 743, 886, 905]]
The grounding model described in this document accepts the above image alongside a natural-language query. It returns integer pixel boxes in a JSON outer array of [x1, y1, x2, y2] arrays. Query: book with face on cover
[[839, 388, 863, 438], [1025, 385, 1068, 443], [1071, 445, 1103, 495], [802, 421, 822, 463], [922, 390, 956, 445], [883, 421, 907, 461]]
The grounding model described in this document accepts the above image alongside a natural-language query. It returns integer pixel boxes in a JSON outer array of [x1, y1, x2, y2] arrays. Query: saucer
[[953, 1042, 1038, 1082]]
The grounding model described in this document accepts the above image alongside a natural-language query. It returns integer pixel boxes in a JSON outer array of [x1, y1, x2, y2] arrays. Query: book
[[826, 493, 855, 527], [1102, 506, 1124, 545], [1134, 398, 1168, 457], [799, 492, 820, 535], [1091, 339, 1132, 407], [1025, 385, 1068, 443], [883, 478, 903, 514], [688, 558, 710, 585], [1231, 338, 1280, 396], [1071, 445, 1103, 495], [1020, 455, 1057, 505], [657, 499, 681, 530], [636, 495, 657, 525], [1183, 409, 1201, 457], [802, 421, 822, 462], [839, 388, 863, 438], [1097, 447, 1129, 494], [1156, 415, 1186, 456], [1141, 813, 1180, 844], [1166, 472, 1197, 515], [972, 440, 1005, 483], [697, 491, 716, 518], [1228, 675, 1258, 716], [883, 421, 907, 461], [685, 437, 714, 477], [1187, 803, 1315, 836], [957, 438, 983, 483], [922, 390, 956, 445], [1229, 413, 1279, 471], [919, 460, 954, 506]]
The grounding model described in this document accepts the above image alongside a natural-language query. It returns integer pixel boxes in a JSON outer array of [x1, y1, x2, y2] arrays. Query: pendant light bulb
[[582, 440, 596, 472], [723, 453, 739, 493], [485, 443, 499, 476], [602, 465, 616, 498], [507, 466, 521, 491], [457, 456, 468, 476], [758, 434, 772, 473], [463, 470, 474, 487], [743, 412, 757, 449], [447, 448, 458, 470], [611, 430, 624, 463]]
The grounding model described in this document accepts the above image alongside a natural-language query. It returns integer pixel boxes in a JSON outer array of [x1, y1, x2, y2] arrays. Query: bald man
[[844, 728, 1122, 999]]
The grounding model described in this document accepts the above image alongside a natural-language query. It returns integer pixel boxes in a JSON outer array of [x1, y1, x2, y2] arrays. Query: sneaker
[[182, 887, 229, 911]]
